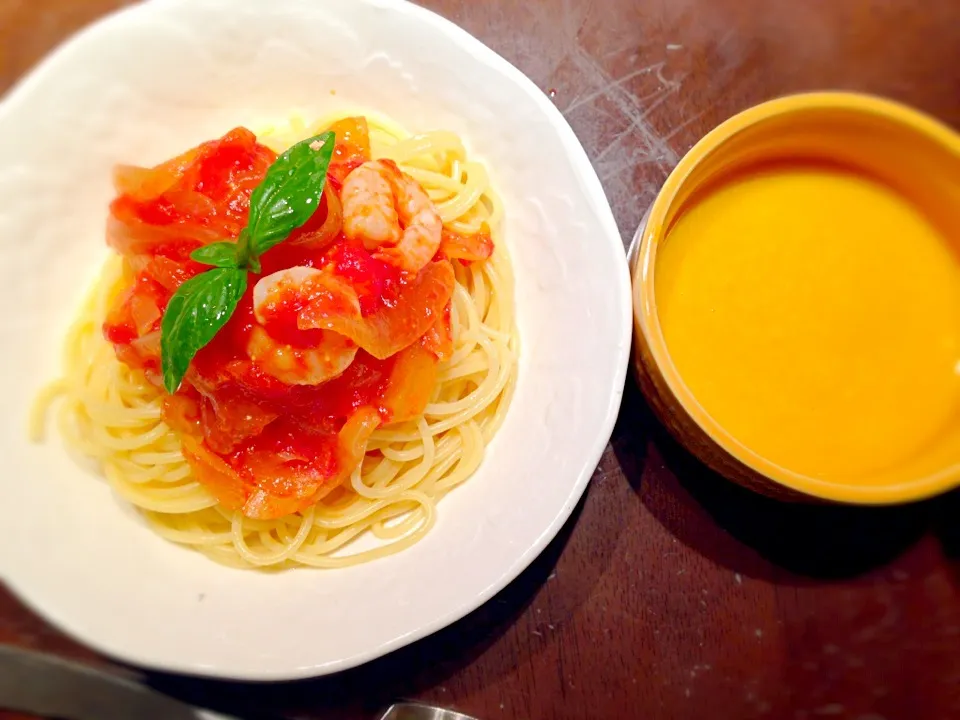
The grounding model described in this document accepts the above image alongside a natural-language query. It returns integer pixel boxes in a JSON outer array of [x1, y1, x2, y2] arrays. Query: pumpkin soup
[[655, 163, 960, 484]]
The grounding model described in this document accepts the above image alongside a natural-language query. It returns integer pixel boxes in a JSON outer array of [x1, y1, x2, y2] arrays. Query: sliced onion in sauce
[[289, 183, 343, 251]]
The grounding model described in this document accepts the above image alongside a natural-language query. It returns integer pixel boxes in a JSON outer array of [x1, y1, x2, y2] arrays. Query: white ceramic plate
[[0, 0, 630, 679]]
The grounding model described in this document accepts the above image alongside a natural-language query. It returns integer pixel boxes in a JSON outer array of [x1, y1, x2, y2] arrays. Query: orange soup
[[655, 163, 960, 485]]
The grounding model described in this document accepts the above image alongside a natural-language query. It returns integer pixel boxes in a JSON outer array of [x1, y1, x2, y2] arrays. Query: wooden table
[[3, 1, 960, 718]]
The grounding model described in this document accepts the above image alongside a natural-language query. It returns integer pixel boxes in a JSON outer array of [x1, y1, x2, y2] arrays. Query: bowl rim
[[633, 90, 960, 504], [0, 0, 632, 679]]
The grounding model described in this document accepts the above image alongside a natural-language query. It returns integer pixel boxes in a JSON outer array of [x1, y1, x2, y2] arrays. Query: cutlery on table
[[0, 646, 479, 720]]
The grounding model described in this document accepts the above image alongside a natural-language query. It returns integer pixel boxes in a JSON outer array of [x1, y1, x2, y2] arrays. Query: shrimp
[[248, 267, 358, 385], [341, 159, 442, 272]]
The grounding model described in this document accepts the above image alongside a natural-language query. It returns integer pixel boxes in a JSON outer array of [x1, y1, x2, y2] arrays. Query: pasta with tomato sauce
[[31, 113, 518, 569]]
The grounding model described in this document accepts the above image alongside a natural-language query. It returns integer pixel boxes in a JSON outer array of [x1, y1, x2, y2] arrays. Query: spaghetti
[[32, 113, 518, 569]]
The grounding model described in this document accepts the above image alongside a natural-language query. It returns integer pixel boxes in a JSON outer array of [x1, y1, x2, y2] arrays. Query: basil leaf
[[161, 268, 248, 393], [190, 242, 241, 268], [247, 131, 335, 258]]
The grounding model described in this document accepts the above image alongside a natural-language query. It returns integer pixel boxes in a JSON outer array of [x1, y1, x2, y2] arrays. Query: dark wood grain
[[3, 1, 960, 719]]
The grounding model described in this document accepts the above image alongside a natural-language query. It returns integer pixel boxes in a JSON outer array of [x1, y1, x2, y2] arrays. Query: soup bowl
[[630, 92, 960, 504]]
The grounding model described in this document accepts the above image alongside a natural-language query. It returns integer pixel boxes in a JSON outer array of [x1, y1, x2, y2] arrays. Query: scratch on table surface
[[689, 663, 712, 680], [506, 3, 689, 243], [564, 64, 665, 115], [561, 47, 681, 170], [853, 597, 901, 643], [460, 0, 588, 86], [591, 85, 678, 165], [664, 108, 707, 143], [813, 704, 846, 716], [654, 62, 677, 90], [716, 27, 738, 52]]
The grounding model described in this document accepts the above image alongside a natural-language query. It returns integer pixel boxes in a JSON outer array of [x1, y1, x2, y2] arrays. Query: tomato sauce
[[103, 121, 484, 520]]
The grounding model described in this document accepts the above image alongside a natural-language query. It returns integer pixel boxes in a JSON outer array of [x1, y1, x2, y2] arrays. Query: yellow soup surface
[[656, 163, 960, 484]]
